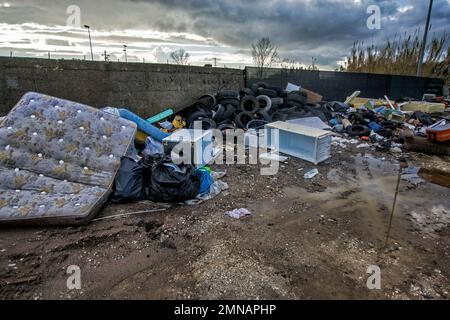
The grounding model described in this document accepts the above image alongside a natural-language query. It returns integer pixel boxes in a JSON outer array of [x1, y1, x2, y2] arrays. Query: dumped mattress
[[0, 92, 136, 226]]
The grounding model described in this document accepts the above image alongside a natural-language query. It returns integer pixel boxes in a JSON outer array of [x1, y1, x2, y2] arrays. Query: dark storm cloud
[[133, 0, 450, 65], [45, 39, 72, 46], [152, 16, 189, 33]]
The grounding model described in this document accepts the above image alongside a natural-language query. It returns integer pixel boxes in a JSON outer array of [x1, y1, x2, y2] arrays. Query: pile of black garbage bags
[[111, 155, 200, 204], [180, 82, 334, 132]]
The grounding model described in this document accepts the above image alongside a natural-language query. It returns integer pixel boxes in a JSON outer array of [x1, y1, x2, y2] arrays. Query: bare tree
[[251, 37, 279, 79], [170, 49, 190, 65]]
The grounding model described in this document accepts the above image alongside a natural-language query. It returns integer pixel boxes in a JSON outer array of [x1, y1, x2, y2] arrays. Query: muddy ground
[[1, 141, 449, 300]]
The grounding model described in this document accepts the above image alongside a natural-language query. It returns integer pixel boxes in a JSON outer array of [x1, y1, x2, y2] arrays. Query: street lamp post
[[123, 45, 128, 63], [84, 25, 94, 61], [417, 0, 434, 77]]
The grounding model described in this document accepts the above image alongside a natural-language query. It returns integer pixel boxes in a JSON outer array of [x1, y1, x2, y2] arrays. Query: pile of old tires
[[185, 82, 332, 133]]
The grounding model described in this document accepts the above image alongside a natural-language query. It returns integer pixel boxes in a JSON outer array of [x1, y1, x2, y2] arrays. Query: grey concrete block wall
[[0, 57, 244, 117]]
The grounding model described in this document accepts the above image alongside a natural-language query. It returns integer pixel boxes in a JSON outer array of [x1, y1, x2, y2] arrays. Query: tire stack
[[185, 82, 332, 133]]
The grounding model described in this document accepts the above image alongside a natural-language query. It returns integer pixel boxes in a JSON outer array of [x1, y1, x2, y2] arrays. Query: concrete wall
[[0, 57, 244, 117]]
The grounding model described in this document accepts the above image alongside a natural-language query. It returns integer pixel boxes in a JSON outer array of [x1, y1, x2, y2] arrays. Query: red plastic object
[[426, 124, 450, 142]]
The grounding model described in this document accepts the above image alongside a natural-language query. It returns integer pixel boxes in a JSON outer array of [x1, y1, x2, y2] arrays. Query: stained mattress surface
[[0, 92, 136, 225]]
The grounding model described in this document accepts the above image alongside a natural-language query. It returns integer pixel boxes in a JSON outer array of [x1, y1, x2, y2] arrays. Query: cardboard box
[[300, 88, 323, 104]]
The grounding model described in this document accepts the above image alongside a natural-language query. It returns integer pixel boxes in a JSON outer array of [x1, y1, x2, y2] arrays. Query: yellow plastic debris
[[348, 97, 394, 109], [172, 115, 186, 129], [135, 130, 148, 144]]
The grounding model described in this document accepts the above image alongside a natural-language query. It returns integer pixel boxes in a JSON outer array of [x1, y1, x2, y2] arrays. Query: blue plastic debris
[[118, 108, 169, 142], [146, 109, 174, 124], [368, 121, 383, 133]]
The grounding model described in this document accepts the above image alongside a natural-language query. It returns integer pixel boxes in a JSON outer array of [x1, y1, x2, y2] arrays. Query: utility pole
[[417, 0, 434, 77], [123, 45, 128, 63], [101, 50, 110, 62], [84, 25, 94, 61], [213, 57, 217, 67], [48, 52, 50, 59]]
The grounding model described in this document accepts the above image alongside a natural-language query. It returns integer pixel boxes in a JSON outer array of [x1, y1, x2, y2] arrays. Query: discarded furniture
[[265, 121, 332, 165], [287, 117, 331, 130], [0, 92, 136, 226], [163, 129, 214, 168]]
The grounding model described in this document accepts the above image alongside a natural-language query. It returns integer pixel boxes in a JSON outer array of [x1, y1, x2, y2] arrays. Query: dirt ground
[[1, 140, 449, 300]]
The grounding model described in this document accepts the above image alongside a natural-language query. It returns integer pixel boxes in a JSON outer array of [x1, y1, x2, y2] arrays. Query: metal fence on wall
[[245, 67, 444, 101]]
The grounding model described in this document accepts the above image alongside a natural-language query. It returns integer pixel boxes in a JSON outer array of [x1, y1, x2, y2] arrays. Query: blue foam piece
[[118, 109, 169, 142]]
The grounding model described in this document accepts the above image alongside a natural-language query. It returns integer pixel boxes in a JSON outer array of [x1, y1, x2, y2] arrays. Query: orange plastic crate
[[426, 124, 450, 142]]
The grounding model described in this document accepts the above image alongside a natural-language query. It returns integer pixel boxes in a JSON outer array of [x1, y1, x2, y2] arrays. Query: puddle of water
[[278, 154, 401, 242], [253, 153, 450, 241], [401, 167, 424, 186], [282, 154, 400, 214]]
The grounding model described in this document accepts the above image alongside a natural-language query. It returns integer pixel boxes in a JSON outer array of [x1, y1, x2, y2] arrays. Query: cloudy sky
[[0, 0, 449, 69]]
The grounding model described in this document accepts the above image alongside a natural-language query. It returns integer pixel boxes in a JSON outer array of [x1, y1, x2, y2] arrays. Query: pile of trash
[[176, 82, 328, 132], [105, 83, 449, 205], [1, 82, 448, 226], [325, 92, 450, 154], [111, 153, 229, 204]]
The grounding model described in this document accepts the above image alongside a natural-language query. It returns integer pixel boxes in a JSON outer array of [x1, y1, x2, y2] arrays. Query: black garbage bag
[[329, 101, 350, 113], [411, 111, 434, 126], [110, 157, 147, 203], [349, 110, 375, 125], [347, 124, 371, 137], [309, 103, 333, 122], [142, 155, 200, 203]]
